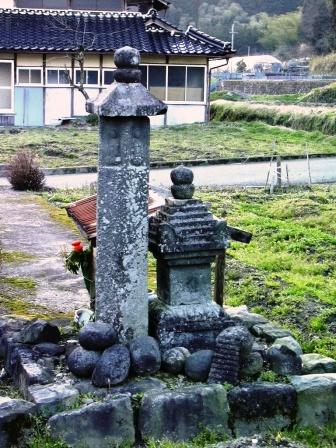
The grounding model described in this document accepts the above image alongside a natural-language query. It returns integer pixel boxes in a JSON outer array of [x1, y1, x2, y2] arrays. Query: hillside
[[166, 0, 304, 29], [166, 0, 332, 57]]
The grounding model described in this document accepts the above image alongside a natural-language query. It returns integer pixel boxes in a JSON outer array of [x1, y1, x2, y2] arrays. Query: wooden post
[[214, 251, 226, 307], [276, 155, 282, 188]]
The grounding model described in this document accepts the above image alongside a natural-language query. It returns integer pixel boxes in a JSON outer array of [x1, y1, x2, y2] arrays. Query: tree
[[258, 10, 301, 53], [301, 0, 333, 53], [48, 15, 129, 100], [236, 59, 247, 72]]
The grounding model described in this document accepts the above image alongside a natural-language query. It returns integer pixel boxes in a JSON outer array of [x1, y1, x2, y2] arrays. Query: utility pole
[[230, 23, 238, 51]]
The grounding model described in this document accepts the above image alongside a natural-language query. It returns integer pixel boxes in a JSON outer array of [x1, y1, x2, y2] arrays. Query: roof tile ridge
[[186, 25, 231, 49], [144, 8, 185, 35], [0, 7, 142, 18]]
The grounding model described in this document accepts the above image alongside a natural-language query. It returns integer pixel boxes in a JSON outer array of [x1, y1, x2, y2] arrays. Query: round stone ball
[[162, 347, 190, 375], [78, 322, 117, 351], [67, 347, 101, 378], [114, 46, 140, 68], [171, 184, 195, 200], [92, 345, 130, 387], [185, 349, 214, 382], [129, 336, 161, 376], [170, 165, 194, 185]]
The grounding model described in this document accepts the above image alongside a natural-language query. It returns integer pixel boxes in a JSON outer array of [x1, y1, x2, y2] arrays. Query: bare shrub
[[6, 151, 45, 191]]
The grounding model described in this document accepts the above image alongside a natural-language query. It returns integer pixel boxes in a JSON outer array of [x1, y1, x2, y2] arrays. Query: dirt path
[[214, 99, 336, 115], [0, 187, 89, 314]]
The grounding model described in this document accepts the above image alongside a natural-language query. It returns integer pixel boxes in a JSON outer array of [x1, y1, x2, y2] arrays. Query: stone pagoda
[[148, 165, 233, 351]]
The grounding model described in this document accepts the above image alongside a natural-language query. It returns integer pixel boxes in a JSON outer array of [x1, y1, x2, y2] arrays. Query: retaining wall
[[220, 80, 334, 95]]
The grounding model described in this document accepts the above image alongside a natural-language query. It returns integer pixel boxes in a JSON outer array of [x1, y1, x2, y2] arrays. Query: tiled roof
[[66, 190, 164, 239], [0, 8, 234, 57]]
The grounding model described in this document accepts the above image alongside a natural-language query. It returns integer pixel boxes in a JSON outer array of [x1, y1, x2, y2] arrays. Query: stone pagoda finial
[[170, 165, 195, 200]]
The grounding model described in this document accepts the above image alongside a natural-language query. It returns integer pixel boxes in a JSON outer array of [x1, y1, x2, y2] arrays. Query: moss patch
[[1, 251, 35, 264], [33, 194, 81, 235]]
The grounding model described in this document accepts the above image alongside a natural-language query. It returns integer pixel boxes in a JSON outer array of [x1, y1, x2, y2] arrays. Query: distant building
[[210, 55, 283, 75], [0, 1, 234, 126]]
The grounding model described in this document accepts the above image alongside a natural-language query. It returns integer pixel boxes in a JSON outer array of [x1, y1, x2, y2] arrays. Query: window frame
[[74, 68, 100, 87], [102, 69, 115, 87], [46, 68, 71, 86], [140, 64, 207, 104], [16, 67, 43, 86], [0, 60, 14, 113]]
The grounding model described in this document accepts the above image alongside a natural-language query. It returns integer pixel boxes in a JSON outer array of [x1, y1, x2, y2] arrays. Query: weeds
[[211, 101, 336, 135], [6, 150, 45, 191]]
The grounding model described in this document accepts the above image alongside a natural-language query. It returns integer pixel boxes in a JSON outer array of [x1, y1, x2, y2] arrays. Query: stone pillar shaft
[[95, 116, 150, 340], [88, 46, 167, 342]]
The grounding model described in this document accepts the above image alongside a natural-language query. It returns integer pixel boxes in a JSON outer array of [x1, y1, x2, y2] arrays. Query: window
[[141, 64, 206, 103], [168, 66, 186, 101], [148, 66, 166, 101], [103, 70, 114, 86], [75, 69, 99, 86], [139, 65, 147, 88], [0, 61, 13, 112], [17, 68, 42, 85], [47, 69, 70, 85], [186, 67, 205, 102]]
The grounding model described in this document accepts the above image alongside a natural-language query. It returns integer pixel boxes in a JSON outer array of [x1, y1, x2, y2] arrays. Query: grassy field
[[1, 122, 336, 168], [199, 185, 336, 359]]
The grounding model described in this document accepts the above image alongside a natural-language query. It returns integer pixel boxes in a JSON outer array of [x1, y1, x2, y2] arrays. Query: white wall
[[2, 0, 14, 7], [45, 88, 71, 125], [166, 104, 206, 125]]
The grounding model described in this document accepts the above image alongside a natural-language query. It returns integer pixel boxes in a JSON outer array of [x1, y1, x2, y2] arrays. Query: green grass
[[2, 121, 336, 169], [198, 185, 336, 359], [251, 93, 304, 104], [211, 101, 336, 135], [302, 82, 336, 104], [1, 250, 35, 264], [210, 90, 246, 102]]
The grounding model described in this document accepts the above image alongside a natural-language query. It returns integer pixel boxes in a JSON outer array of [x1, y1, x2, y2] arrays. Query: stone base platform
[[149, 300, 234, 352]]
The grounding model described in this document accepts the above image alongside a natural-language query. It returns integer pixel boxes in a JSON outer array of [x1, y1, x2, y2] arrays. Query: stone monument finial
[[113, 46, 141, 84], [170, 165, 195, 200], [86, 46, 167, 117]]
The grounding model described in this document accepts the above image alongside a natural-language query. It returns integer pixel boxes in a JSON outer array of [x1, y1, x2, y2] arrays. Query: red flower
[[71, 240, 84, 252]]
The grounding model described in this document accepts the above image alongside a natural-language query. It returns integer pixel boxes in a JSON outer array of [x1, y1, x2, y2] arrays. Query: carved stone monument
[[148, 165, 233, 351], [87, 46, 167, 341]]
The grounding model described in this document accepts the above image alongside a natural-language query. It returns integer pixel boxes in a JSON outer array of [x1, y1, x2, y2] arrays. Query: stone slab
[[0, 397, 36, 448], [224, 308, 268, 329], [290, 374, 336, 428], [251, 324, 292, 342], [150, 300, 233, 352], [228, 383, 297, 437], [48, 395, 135, 448], [138, 384, 230, 442], [27, 383, 79, 417], [301, 353, 336, 374]]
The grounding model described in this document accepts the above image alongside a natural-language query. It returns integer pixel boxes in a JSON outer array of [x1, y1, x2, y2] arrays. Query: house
[[210, 55, 283, 76], [0, 1, 234, 126]]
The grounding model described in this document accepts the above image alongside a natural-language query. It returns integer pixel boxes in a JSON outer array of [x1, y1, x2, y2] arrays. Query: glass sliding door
[[0, 61, 14, 113]]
